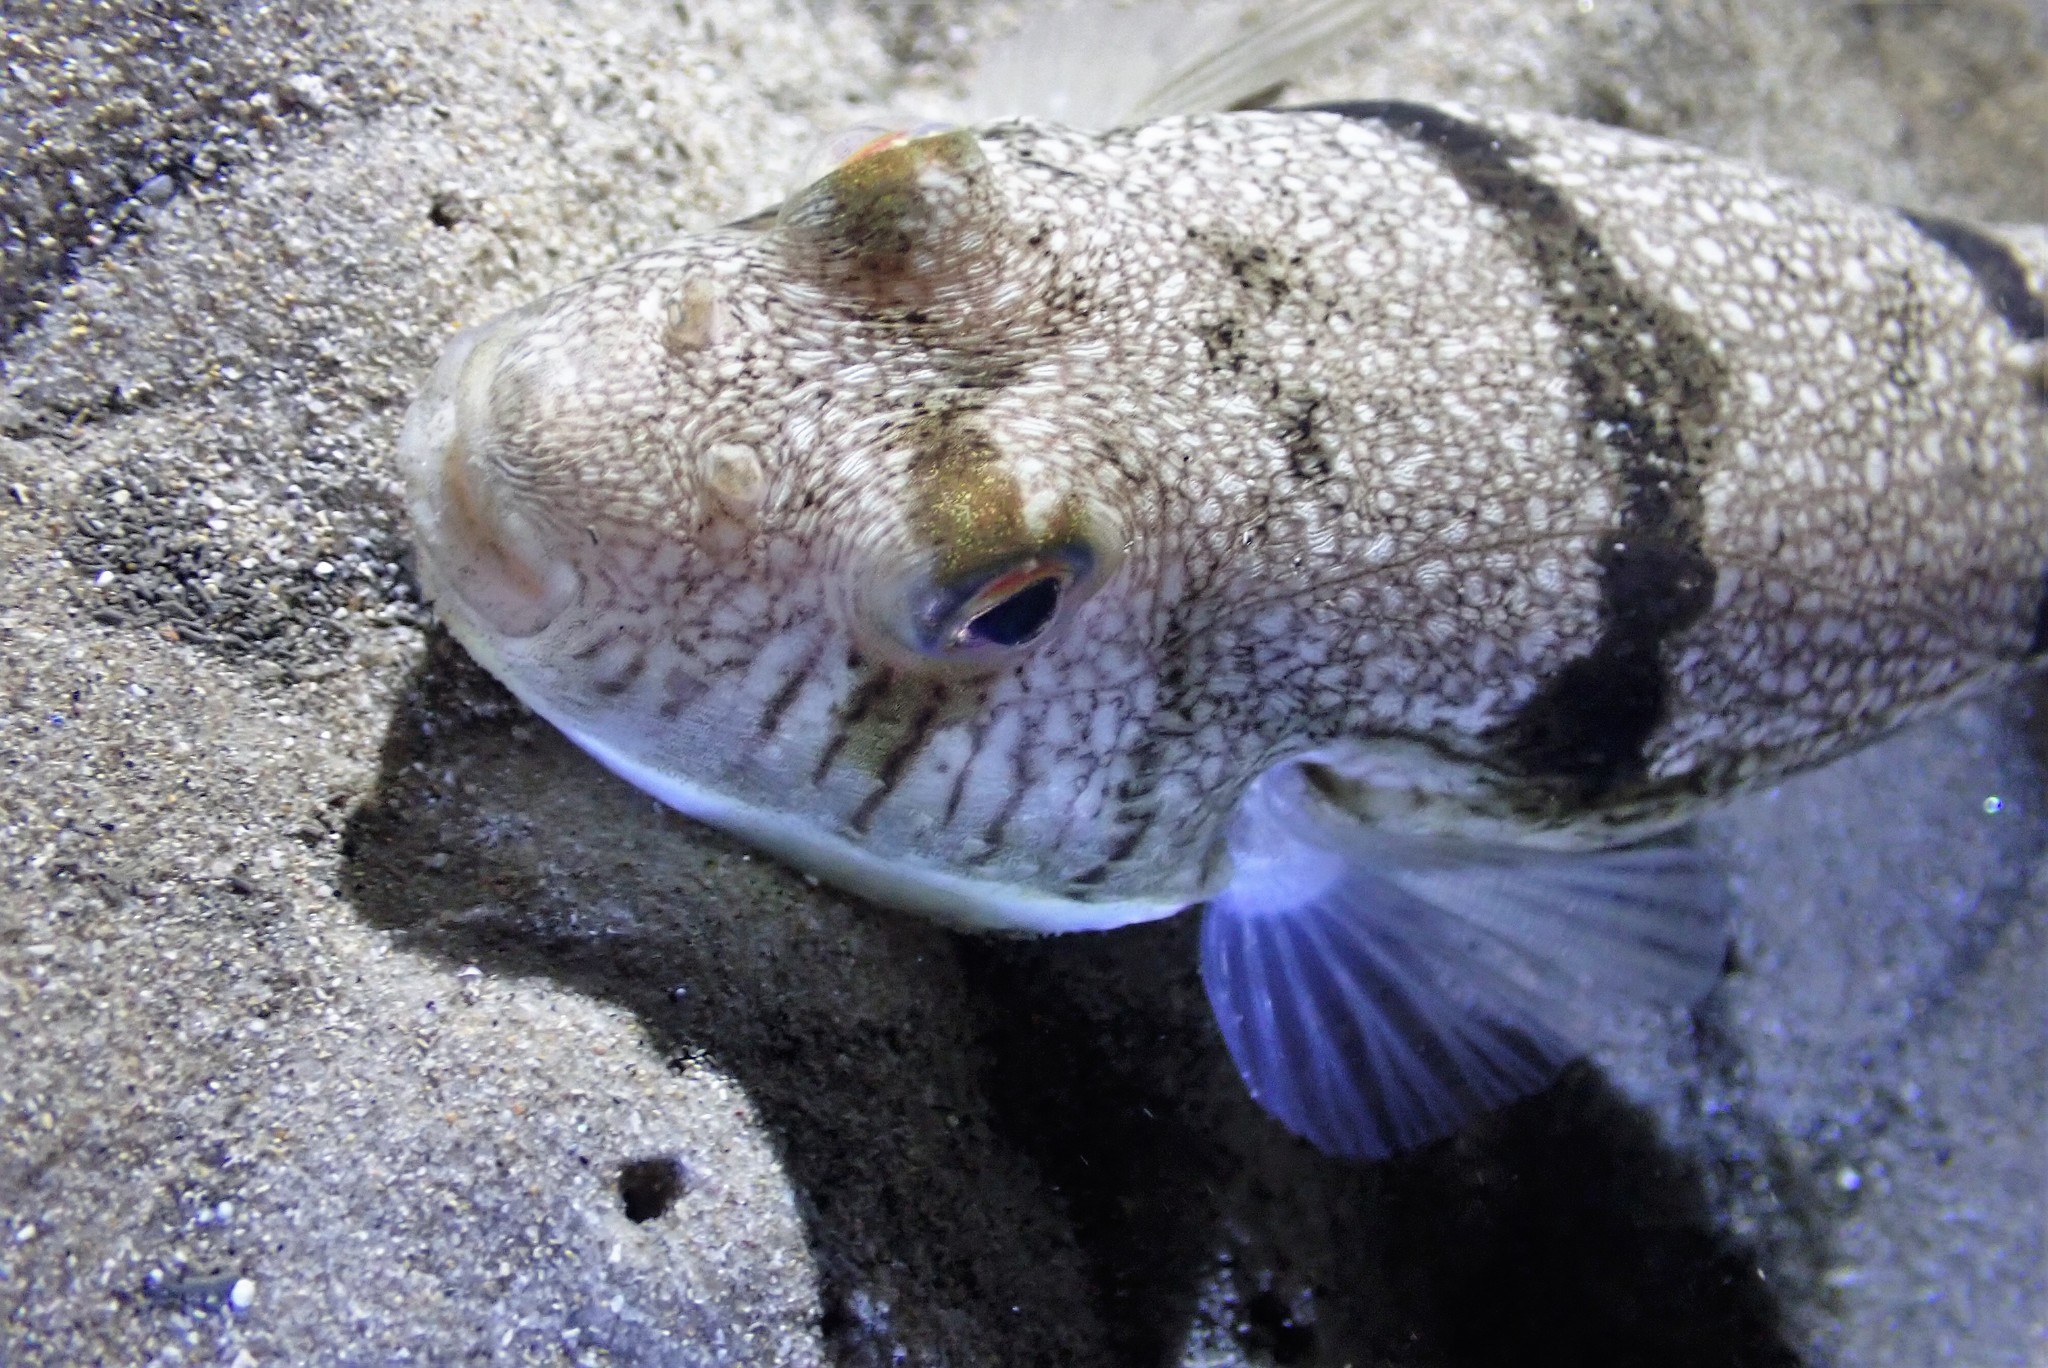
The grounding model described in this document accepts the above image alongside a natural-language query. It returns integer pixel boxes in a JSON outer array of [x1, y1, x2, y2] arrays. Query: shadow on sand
[[340, 632, 1801, 1367]]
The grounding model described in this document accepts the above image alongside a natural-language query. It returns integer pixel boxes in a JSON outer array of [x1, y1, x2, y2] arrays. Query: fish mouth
[[398, 316, 581, 640]]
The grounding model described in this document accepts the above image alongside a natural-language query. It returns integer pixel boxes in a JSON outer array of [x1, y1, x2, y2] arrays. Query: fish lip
[[399, 315, 581, 640], [509, 682, 1190, 934]]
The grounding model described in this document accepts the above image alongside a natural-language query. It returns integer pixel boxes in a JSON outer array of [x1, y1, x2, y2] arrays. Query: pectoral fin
[[1199, 767, 1729, 1160]]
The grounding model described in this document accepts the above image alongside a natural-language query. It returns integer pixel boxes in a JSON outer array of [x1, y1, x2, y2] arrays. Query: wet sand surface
[[3, 1, 2044, 1363]]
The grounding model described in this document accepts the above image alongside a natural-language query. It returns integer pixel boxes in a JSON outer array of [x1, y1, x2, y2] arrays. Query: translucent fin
[[1199, 766, 1729, 1160], [1125, 0, 1383, 124], [960, 0, 1379, 131]]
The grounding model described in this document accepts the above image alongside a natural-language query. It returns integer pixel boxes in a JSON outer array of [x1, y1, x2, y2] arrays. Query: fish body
[[400, 98, 2048, 1158]]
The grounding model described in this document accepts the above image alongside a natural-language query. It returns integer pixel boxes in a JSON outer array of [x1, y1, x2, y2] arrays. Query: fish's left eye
[[906, 547, 1093, 660], [953, 572, 1062, 648]]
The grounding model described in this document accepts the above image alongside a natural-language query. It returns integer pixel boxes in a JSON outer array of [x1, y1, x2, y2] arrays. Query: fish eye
[[904, 545, 1095, 660], [954, 572, 1062, 648]]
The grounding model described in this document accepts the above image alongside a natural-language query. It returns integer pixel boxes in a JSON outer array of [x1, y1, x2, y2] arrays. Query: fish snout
[[399, 317, 582, 640]]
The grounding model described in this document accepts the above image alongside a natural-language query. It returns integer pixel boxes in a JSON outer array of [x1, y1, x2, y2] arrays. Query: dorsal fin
[[958, 0, 1380, 130]]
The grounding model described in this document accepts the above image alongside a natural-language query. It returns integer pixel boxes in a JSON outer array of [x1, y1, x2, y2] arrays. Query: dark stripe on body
[[975, 745, 1031, 862], [1902, 211, 2047, 341], [1900, 214, 2048, 651], [810, 666, 894, 784], [1303, 101, 1725, 807], [941, 723, 983, 826], [754, 640, 825, 738], [850, 686, 947, 832], [1071, 823, 1148, 886]]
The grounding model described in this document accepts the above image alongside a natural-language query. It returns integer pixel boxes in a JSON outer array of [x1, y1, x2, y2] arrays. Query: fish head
[[400, 127, 1233, 932]]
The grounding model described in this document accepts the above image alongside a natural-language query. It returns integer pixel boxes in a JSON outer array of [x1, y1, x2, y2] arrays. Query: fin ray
[[1200, 765, 1728, 1159], [960, 0, 1379, 130], [1128, 0, 1382, 123]]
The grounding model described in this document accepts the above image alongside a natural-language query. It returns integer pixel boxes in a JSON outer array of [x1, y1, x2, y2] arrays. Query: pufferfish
[[398, 12, 2048, 1160]]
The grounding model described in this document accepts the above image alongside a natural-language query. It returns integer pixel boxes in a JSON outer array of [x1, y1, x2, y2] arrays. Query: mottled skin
[[402, 103, 2048, 934]]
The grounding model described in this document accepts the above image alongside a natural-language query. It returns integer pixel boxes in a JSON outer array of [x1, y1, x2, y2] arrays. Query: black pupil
[[961, 577, 1060, 647]]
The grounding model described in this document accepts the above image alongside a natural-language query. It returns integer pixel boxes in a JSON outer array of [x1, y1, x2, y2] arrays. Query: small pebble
[[282, 72, 331, 111], [229, 1277, 256, 1312]]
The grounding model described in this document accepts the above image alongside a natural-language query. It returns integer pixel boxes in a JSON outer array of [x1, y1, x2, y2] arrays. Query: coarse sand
[[3, 1, 2044, 1363]]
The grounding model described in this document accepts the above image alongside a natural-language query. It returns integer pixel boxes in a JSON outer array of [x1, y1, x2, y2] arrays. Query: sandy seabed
[[2, 1, 2044, 1363]]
